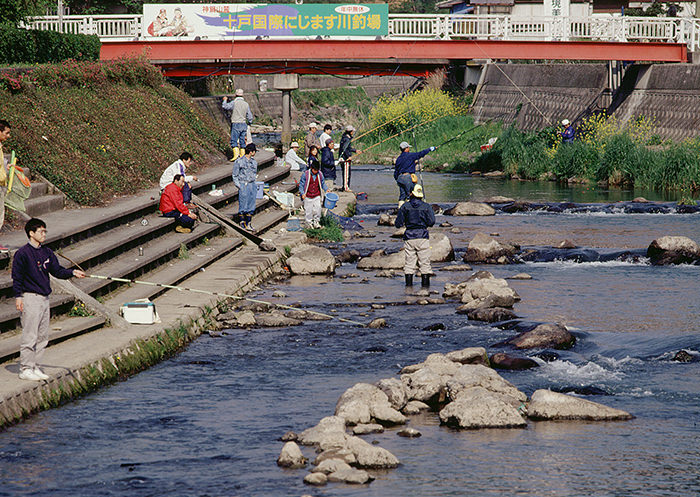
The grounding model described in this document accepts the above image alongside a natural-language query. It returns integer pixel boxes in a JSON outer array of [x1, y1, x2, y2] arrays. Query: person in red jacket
[[159, 174, 197, 233]]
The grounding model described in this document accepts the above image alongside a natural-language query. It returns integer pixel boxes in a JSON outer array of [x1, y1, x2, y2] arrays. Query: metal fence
[[24, 13, 700, 51]]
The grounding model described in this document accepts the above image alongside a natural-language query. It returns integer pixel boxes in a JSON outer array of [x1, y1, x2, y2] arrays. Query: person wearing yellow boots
[[393, 141, 435, 209], [395, 184, 435, 288], [222, 89, 253, 161]]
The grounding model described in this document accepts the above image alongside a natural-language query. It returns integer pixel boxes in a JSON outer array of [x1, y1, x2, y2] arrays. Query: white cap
[[235, 88, 244, 97], [290, 141, 299, 148], [561, 119, 570, 126], [309, 122, 318, 129], [345, 125, 355, 132], [399, 141, 411, 149]]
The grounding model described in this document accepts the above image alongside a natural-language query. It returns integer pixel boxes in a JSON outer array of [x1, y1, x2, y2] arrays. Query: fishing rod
[[354, 112, 448, 158], [87, 274, 367, 327], [353, 108, 414, 142]]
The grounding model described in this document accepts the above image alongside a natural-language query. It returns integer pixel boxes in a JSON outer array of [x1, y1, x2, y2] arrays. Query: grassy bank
[[465, 114, 700, 196], [0, 57, 230, 205]]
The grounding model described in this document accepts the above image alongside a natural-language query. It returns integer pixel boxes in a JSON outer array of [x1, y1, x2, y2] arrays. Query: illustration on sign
[[143, 4, 389, 38]]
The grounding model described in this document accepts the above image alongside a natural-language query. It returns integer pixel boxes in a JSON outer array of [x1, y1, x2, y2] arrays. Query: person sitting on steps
[[395, 184, 435, 288], [160, 174, 198, 233], [159, 151, 198, 204]]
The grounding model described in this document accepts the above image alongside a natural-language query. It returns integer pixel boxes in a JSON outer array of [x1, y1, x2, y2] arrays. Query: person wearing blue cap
[[394, 141, 435, 208]]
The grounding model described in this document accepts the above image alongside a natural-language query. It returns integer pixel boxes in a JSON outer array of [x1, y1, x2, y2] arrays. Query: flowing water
[[2, 167, 699, 497]]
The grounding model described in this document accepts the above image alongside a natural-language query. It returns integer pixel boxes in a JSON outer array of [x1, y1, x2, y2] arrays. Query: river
[[1, 167, 699, 496]]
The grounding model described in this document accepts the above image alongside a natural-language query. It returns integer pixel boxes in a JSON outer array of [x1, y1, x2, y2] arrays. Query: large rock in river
[[527, 389, 634, 420], [277, 441, 307, 468], [463, 233, 519, 264], [438, 386, 527, 429], [287, 244, 336, 274], [647, 236, 700, 265], [445, 201, 496, 216], [504, 323, 575, 350], [298, 416, 346, 446], [445, 364, 527, 406], [335, 383, 406, 426]]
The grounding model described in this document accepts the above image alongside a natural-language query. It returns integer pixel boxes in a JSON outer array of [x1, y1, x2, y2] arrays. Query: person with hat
[[320, 138, 337, 191], [284, 141, 307, 171], [298, 157, 330, 229], [222, 89, 253, 161], [395, 183, 435, 288], [338, 125, 358, 192], [561, 119, 575, 144], [232, 143, 258, 231], [304, 122, 321, 157], [394, 141, 435, 208]]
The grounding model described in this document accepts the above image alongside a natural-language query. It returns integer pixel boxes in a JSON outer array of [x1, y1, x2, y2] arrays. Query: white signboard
[[544, 0, 570, 17]]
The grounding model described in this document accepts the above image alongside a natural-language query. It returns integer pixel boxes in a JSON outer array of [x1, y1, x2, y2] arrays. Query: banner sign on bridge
[[143, 3, 389, 38]]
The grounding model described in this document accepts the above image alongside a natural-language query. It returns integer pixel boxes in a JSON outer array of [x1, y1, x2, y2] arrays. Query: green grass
[[303, 215, 344, 242], [292, 86, 371, 112]]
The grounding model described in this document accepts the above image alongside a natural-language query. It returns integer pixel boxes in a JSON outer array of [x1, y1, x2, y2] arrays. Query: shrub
[[552, 141, 599, 179], [0, 25, 100, 64]]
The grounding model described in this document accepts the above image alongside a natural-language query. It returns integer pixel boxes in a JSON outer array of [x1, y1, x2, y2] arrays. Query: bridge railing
[[24, 13, 700, 51]]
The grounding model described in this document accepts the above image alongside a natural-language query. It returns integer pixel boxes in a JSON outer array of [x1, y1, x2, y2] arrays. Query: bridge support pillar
[[274, 74, 299, 149]]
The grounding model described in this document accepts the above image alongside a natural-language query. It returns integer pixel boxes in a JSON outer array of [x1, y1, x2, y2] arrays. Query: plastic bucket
[[286, 218, 302, 231], [324, 192, 339, 209], [255, 181, 265, 199]]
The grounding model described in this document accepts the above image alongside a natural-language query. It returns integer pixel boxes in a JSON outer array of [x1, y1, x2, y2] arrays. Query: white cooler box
[[120, 299, 160, 324]]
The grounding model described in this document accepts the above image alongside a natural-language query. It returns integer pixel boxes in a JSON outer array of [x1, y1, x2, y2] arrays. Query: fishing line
[[87, 274, 367, 327]]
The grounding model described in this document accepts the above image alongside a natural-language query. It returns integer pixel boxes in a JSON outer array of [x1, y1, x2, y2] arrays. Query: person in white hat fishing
[[394, 141, 435, 208], [561, 119, 575, 144], [395, 183, 435, 288], [284, 141, 307, 171]]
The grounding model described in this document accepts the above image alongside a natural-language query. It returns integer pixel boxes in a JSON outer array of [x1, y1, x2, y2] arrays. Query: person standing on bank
[[561, 119, 575, 144], [222, 89, 253, 161], [321, 138, 337, 191], [394, 141, 435, 208], [232, 143, 258, 231], [299, 159, 329, 229], [13, 218, 86, 381], [338, 125, 358, 192], [159, 152, 198, 204], [304, 122, 321, 157], [395, 184, 435, 288], [319, 124, 333, 151], [160, 174, 198, 233]]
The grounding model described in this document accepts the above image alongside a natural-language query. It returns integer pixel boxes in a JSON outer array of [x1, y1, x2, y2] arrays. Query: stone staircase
[[0, 151, 297, 362]]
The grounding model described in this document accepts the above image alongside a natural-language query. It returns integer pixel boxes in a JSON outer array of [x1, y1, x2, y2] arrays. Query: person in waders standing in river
[[395, 184, 435, 288], [394, 141, 435, 209]]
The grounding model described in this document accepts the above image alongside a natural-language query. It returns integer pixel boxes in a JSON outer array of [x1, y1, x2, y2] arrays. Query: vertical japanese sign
[[544, 0, 570, 17], [143, 4, 389, 39]]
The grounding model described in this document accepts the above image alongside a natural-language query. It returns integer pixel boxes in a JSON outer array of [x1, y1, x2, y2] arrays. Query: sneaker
[[33, 368, 49, 380], [0, 245, 8, 254], [175, 226, 192, 233], [239, 221, 248, 230], [19, 369, 42, 381]]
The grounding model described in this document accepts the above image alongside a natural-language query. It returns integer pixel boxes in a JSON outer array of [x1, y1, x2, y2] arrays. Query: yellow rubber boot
[[230, 147, 240, 161]]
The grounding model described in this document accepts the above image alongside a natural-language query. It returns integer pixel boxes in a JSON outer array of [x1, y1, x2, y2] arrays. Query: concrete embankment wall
[[472, 62, 700, 141], [471, 63, 609, 130]]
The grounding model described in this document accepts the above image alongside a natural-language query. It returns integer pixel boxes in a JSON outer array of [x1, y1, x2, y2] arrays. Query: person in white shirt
[[284, 142, 307, 171], [159, 152, 198, 203], [318, 124, 332, 152]]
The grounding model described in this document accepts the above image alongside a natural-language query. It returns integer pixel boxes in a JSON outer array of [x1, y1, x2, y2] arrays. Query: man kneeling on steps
[[160, 174, 197, 233], [395, 184, 435, 288]]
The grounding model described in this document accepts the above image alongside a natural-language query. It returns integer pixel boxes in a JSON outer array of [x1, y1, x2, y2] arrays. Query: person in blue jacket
[[395, 184, 435, 288], [394, 141, 435, 208], [320, 138, 336, 190], [561, 119, 575, 143]]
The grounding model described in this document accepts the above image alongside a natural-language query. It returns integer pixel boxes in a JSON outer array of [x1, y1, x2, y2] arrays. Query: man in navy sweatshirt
[[393, 141, 435, 208], [12, 218, 85, 381]]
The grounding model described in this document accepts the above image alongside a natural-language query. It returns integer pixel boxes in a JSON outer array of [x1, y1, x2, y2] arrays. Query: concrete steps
[[0, 151, 296, 363]]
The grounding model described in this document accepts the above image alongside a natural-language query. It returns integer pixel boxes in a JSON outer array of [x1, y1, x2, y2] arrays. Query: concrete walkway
[[0, 228, 306, 427]]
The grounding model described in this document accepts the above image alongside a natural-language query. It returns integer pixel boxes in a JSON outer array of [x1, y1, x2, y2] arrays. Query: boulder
[[335, 383, 406, 426], [375, 269, 396, 278], [298, 416, 346, 446], [527, 389, 634, 421], [429, 233, 455, 262], [459, 277, 519, 306], [504, 323, 575, 350], [446, 202, 496, 216], [555, 239, 577, 249], [317, 431, 351, 452], [673, 350, 695, 362], [397, 427, 422, 438], [345, 436, 400, 468], [438, 386, 527, 429], [277, 441, 308, 468], [445, 347, 489, 366], [313, 459, 353, 475], [466, 307, 518, 322], [327, 468, 373, 484], [235, 310, 256, 327], [509, 273, 532, 280], [400, 354, 461, 405], [647, 236, 700, 265], [253, 313, 303, 327], [378, 213, 396, 226], [375, 378, 409, 410], [357, 251, 404, 270], [483, 195, 514, 203], [303, 473, 328, 486], [391, 228, 406, 238], [400, 353, 461, 375], [367, 318, 388, 329], [463, 233, 519, 264], [445, 364, 527, 406], [357, 234, 453, 268], [287, 244, 336, 274], [441, 264, 473, 272], [402, 400, 430, 414], [336, 249, 361, 263], [314, 448, 357, 466], [490, 352, 539, 370], [352, 423, 385, 435], [280, 431, 298, 442], [284, 309, 332, 321]]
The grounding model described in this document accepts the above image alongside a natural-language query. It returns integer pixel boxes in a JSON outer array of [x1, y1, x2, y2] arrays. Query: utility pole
[[57, 0, 64, 32]]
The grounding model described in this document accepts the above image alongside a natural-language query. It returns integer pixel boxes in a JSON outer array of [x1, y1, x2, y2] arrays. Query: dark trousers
[[182, 182, 192, 204], [163, 209, 195, 229]]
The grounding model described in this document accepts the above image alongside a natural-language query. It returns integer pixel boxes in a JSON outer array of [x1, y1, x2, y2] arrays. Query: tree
[[0, 0, 52, 25]]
